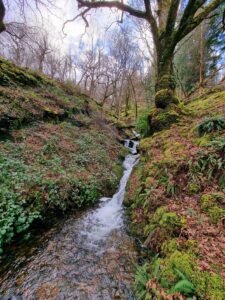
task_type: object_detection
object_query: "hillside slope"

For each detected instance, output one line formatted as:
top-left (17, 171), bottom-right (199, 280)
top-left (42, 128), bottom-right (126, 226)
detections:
top-left (126, 91), bottom-right (225, 299)
top-left (0, 57), bottom-right (125, 254)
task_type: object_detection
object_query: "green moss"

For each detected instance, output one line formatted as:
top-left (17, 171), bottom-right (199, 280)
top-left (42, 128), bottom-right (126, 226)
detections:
top-left (194, 271), bottom-right (225, 300)
top-left (207, 206), bottom-right (225, 224)
top-left (159, 212), bottom-right (181, 228)
top-left (183, 240), bottom-right (199, 254)
top-left (161, 239), bottom-right (179, 256)
top-left (107, 162), bottom-right (124, 192)
top-left (200, 193), bottom-right (225, 210)
top-left (144, 207), bottom-right (184, 250)
top-left (149, 107), bottom-right (180, 134)
top-left (164, 141), bottom-right (186, 161)
top-left (200, 193), bottom-right (225, 224)
top-left (187, 91), bottom-right (225, 118)
top-left (155, 89), bottom-right (179, 109)
top-left (156, 251), bottom-right (225, 299)
top-left (158, 251), bottom-right (196, 286)
top-left (193, 134), bottom-right (211, 146)
top-left (157, 75), bottom-right (177, 90)
top-left (187, 181), bottom-right (201, 195)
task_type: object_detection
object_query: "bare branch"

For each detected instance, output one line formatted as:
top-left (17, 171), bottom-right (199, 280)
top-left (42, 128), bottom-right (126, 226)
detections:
top-left (62, 8), bottom-right (91, 35)
top-left (77, 0), bottom-right (147, 20)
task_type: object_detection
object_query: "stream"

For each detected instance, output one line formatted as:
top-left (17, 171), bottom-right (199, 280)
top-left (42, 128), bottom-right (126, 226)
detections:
top-left (0, 141), bottom-right (139, 300)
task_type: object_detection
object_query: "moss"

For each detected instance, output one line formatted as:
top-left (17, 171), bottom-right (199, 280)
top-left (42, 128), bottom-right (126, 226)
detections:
top-left (187, 181), bottom-right (201, 195)
top-left (155, 89), bottom-right (179, 109)
top-left (187, 91), bottom-right (225, 118)
top-left (164, 141), bottom-right (186, 161)
top-left (193, 134), bottom-right (211, 146)
top-left (144, 207), bottom-right (183, 250)
top-left (159, 212), bottom-right (181, 228)
top-left (194, 271), bottom-right (225, 300)
top-left (151, 206), bottom-right (168, 224)
top-left (200, 193), bottom-right (225, 223)
top-left (156, 251), bottom-right (225, 299)
top-left (158, 251), bottom-right (196, 286)
top-left (200, 192), bottom-right (225, 210)
top-left (149, 107), bottom-right (180, 134)
top-left (207, 206), bottom-right (225, 224)
top-left (157, 75), bottom-right (177, 90)
top-left (161, 239), bottom-right (179, 256)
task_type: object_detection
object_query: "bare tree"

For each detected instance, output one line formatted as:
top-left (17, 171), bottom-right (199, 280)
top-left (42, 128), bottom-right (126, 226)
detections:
top-left (75, 0), bottom-right (224, 109)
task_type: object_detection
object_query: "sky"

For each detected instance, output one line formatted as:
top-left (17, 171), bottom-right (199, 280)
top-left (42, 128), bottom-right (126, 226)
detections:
top-left (4, 0), bottom-right (121, 53)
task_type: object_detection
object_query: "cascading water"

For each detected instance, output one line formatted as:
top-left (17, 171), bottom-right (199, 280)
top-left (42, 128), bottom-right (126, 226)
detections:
top-left (0, 140), bottom-right (139, 300)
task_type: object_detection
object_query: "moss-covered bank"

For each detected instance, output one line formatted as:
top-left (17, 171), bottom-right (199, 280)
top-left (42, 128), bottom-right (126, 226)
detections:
top-left (0, 57), bottom-right (125, 255)
top-left (126, 91), bottom-right (225, 299)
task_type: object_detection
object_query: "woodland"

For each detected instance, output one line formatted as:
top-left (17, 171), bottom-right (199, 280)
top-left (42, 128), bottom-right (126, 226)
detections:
top-left (0, 1), bottom-right (224, 299)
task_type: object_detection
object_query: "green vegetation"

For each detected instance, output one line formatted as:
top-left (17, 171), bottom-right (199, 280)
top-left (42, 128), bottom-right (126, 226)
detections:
top-left (0, 57), bottom-right (124, 254)
top-left (196, 116), bottom-right (225, 137)
top-left (126, 91), bottom-right (225, 299)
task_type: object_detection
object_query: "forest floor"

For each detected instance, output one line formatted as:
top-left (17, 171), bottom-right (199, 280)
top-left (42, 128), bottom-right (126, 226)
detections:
top-left (126, 90), bottom-right (225, 300)
top-left (0, 57), bottom-right (127, 257)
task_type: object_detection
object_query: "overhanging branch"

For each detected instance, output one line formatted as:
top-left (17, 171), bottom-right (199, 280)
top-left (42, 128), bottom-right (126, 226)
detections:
top-left (175, 0), bottom-right (224, 44)
top-left (77, 0), bottom-right (147, 20)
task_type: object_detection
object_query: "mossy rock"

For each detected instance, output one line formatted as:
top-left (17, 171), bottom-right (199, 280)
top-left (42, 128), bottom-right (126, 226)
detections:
top-left (155, 88), bottom-right (179, 109)
top-left (148, 107), bottom-right (180, 134)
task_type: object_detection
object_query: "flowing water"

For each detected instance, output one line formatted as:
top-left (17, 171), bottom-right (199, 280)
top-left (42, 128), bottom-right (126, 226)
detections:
top-left (0, 142), bottom-right (139, 300)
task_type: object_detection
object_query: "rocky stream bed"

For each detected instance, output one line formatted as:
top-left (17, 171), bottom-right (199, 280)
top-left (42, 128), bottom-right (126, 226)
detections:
top-left (0, 142), bottom-right (139, 300)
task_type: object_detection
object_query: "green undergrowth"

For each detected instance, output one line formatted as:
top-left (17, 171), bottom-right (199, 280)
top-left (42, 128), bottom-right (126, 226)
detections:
top-left (127, 91), bottom-right (225, 299)
top-left (0, 57), bottom-right (125, 254)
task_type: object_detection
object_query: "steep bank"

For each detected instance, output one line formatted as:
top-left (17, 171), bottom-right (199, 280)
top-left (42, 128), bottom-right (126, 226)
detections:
top-left (125, 91), bottom-right (225, 299)
top-left (0, 57), bottom-right (125, 255)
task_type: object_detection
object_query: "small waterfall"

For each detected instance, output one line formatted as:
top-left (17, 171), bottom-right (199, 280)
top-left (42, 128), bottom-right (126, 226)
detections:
top-left (124, 139), bottom-right (139, 154)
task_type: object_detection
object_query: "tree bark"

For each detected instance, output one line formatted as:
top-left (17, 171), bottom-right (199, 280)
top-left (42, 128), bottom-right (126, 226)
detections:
top-left (155, 38), bottom-right (177, 108)
top-left (0, 0), bottom-right (5, 33)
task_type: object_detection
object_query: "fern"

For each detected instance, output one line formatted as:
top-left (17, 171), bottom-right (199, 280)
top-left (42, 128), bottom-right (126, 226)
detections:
top-left (168, 268), bottom-right (196, 296)
top-left (169, 279), bottom-right (195, 296)
top-left (196, 116), bottom-right (225, 137)
top-left (134, 263), bottom-right (151, 300)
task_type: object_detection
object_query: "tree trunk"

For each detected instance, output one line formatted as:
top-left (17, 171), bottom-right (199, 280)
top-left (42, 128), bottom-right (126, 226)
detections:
top-left (0, 0), bottom-right (5, 33)
top-left (199, 22), bottom-right (205, 94)
top-left (155, 48), bottom-right (178, 109)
